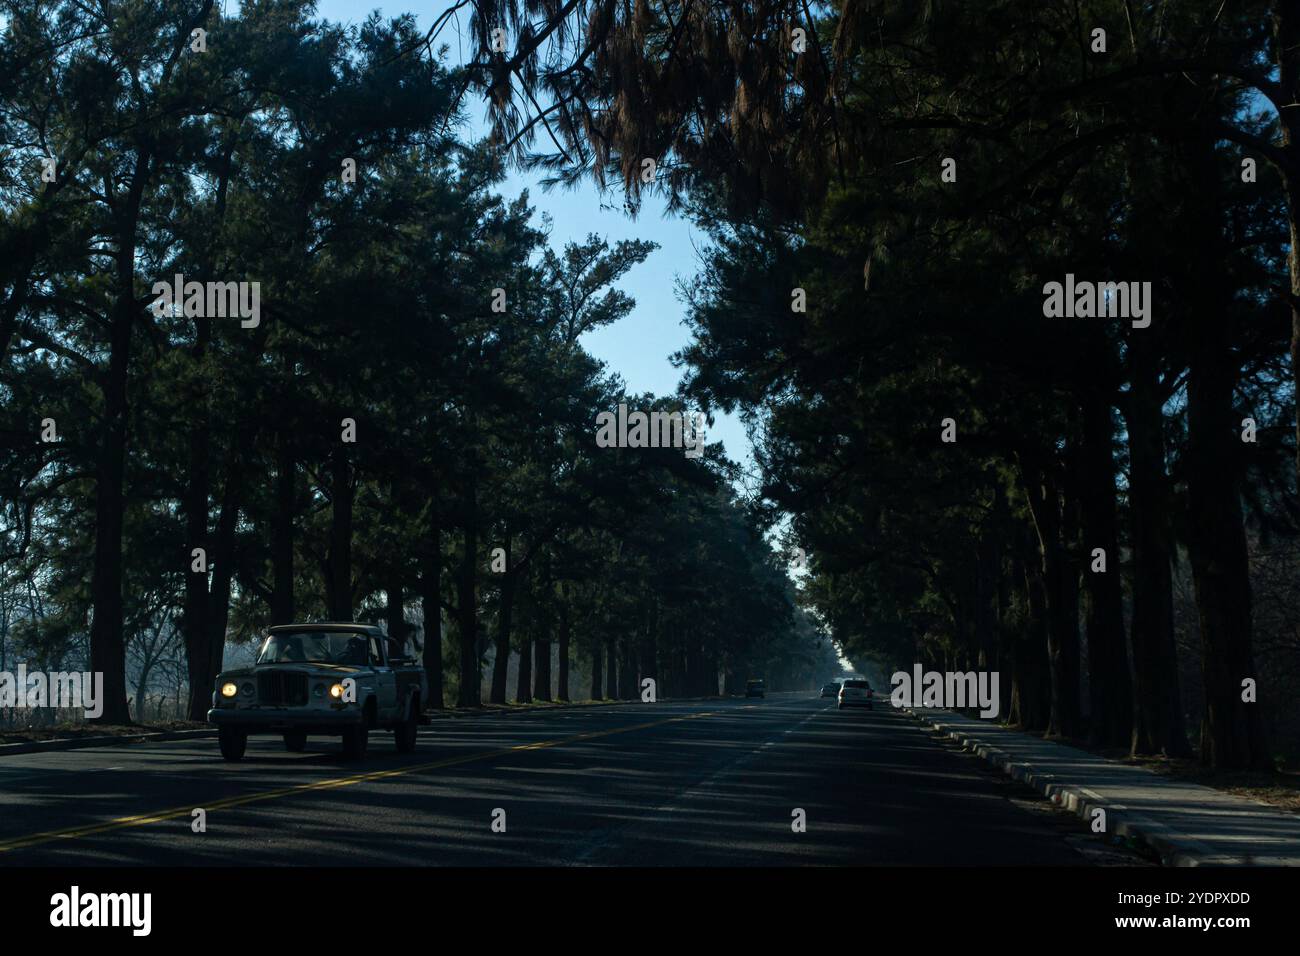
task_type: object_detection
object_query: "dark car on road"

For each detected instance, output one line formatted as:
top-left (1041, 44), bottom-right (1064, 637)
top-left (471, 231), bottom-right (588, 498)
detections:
top-left (745, 679), bottom-right (766, 698)
top-left (820, 682), bottom-right (841, 698)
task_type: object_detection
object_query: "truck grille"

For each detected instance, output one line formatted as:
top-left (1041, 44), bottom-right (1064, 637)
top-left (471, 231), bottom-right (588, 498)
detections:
top-left (257, 672), bottom-right (308, 705)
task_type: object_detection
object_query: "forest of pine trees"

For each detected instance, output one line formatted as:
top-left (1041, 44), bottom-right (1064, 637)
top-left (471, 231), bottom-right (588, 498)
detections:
top-left (0, 1), bottom-right (836, 731)
top-left (3, 1), bottom-right (1298, 773)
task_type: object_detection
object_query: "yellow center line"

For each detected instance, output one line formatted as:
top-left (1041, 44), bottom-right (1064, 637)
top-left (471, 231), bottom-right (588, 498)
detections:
top-left (0, 709), bottom-right (722, 853)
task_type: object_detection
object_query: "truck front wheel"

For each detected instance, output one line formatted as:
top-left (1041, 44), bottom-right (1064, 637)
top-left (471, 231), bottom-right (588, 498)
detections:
top-left (218, 726), bottom-right (247, 762)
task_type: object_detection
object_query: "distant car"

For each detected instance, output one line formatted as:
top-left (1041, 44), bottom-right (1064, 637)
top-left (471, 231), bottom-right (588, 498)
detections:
top-left (838, 678), bottom-right (873, 710)
top-left (820, 682), bottom-right (841, 698)
top-left (745, 679), bottom-right (766, 698)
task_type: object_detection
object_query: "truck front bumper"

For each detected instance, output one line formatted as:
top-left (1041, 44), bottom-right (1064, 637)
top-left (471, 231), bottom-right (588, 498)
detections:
top-left (207, 707), bottom-right (363, 734)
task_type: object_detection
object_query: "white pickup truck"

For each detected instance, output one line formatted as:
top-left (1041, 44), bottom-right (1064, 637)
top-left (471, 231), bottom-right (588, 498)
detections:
top-left (208, 623), bottom-right (427, 761)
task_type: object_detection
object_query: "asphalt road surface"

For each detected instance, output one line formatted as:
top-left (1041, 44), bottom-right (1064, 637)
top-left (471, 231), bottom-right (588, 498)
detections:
top-left (0, 695), bottom-right (1107, 866)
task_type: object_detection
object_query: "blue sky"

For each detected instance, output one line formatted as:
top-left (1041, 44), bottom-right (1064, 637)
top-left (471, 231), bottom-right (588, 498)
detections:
top-left (316, 0), bottom-right (753, 470)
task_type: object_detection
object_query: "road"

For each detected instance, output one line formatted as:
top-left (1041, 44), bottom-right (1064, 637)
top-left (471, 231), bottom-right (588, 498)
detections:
top-left (0, 695), bottom-right (1107, 866)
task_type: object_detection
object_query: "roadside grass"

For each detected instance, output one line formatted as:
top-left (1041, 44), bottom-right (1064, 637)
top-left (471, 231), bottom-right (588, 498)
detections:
top-left (0, 719), bottom-right (208, 745)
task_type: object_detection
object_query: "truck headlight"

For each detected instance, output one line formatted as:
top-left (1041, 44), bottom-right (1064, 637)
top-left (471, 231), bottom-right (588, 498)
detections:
top-left (221, 682), bottom-right (238, 698)
top-left (329, 683), bottom-right (345, 700)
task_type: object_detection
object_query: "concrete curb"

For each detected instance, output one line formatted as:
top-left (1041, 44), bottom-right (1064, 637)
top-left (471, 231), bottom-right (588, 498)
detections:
top-left (904, 708), bottom-right (1240, 867)
top-left (0, 696), bottom-right (730, 757)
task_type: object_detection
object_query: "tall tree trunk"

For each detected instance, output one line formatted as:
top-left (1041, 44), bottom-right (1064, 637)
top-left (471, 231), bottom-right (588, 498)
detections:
top-left (1180, 131), bottom-right (1271, 770)
top-left (420, 510), bottom-right (443, 709)
top-left (556, 603), bottom-right (570, 702)
top-left (326, 450), bottom-right (354, 621)
top-left (1060, 444), bottom-right (1083, 719)
top-left (1020, 458), bottom-right (1081, 738)
top-left (181, 314), bottom-right (212, 723)
top-left (684, 637), bottom-right (701, 697)
top-left (456, 481), bottom-right (481, 708)
top-left (88, 152), bottom-right (150, 725)
top-left (974, 524), bottom-right (999, 678)
top-left (271, 425), bottom-right (295, 625)
top-left (1010, 534), bottom-right (1051, 733)
top-left (605, 636), bottom-right (617, 699)
top-left (491, 538), bottom-right (512, 705)
top-left (534, 616), bottom-right (552, 701)
top-left (1078, 389), bottom-right (1133, 748)
top-left (618, 637), bottom-right (636, 699)
top-left (723, 664), bottom-right (740, 697)
top-left (590, 642), bottom-right (603, 700)
top-left (1124, 343), bottom-right (1192, 757)
top-left (701, 648), bottom-right (718, 696)
top-left (1186, 353), bottom-right (1269, 768)
top-left (637, 615), bottom-right (657, 700)
top-left (186, 436), bottom-right (247, 721)
top-left (1277, 2), bottom-right (1300, 483)
top-left (516, 626), bottom-right (533, 704)
top-left (203, 458), bottom-right (243, 716)
top-left (994, 526), bottom-right (1014, 719)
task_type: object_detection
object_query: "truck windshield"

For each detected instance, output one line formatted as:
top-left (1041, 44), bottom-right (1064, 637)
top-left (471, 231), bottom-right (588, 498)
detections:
top-left (256, 631), bottom-right (371, 666)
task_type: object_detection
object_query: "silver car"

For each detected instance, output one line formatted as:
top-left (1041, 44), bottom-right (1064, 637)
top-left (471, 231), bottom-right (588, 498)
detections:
top-left (838, 678), bottom-right (873, 710)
